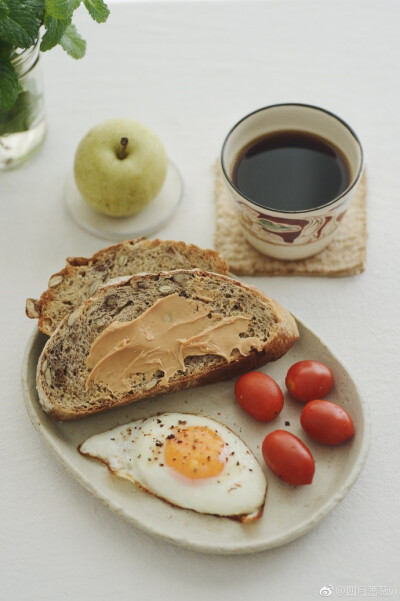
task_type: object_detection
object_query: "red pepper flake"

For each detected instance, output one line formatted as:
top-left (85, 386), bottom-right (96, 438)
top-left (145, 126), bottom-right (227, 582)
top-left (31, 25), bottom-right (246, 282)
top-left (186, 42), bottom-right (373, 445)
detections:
top-left (166, 434), bottom-right (175, 440)
top-left (155, 441), bottom-right (163, 447)
top-left (156, 419), bottom-right (162, 423)
top-left (178, 420), bottom-right (187, 425)
top-left (160, 463), bottom-right (164, 467)
top-left (110, 438), bottom-right (115, 441)
top-left (177, 440), bottom-right (183, 444)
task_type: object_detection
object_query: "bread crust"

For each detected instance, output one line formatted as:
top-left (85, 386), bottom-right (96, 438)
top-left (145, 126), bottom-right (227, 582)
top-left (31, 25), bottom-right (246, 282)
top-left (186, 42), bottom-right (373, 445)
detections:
top-left (26, 238), bottom-right (229, 335)
top-left (36, 271), bottom-right (299, 421)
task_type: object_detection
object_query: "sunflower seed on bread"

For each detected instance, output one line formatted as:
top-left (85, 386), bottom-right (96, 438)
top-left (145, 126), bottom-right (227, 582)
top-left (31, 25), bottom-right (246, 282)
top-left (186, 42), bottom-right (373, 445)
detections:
top-left (36, 270), bottom-right (299, 421)
top-left (26, 238), bottom-right (229, 336)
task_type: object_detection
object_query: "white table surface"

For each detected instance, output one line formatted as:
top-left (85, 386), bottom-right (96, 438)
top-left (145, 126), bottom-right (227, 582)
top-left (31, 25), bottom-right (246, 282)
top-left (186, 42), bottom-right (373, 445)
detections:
top-left (2, 1), bottom-right (399, 599)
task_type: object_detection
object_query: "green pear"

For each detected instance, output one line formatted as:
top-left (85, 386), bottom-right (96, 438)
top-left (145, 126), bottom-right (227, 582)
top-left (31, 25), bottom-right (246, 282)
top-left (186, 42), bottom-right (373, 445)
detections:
top-left (74, 119), bottom-right (168, 217)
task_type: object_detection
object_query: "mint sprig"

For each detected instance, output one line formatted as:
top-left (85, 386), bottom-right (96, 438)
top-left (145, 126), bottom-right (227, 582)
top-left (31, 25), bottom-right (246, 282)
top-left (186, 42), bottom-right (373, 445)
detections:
top-left (83, 0), bottom-right (109, 24)
top-left (0, 50), bottom-right (19, 111)
top-left (0, 0), bottom-right (110, 113)
top-left (60, 22), bottom-right (85, 58)
top-left (45, 0), bottom-right (80, 21)
top-left (0, 0), bottom-right (44, 49)
top-left (40, 14), bottom-right (70, 51)
top-left (0, 89), bottom-right (40, 134)
top-left (0, 2), bottom-right (9, 20)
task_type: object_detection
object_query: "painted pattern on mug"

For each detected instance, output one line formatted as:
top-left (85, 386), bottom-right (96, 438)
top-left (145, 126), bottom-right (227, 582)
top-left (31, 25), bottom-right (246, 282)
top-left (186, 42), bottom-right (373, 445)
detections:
top-left (238, 201), bottom-right (347, 246)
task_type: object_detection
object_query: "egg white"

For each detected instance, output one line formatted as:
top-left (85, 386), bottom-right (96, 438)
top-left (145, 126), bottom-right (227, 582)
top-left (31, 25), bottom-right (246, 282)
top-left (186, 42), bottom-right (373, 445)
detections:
top-left (79, 413), bottom-right (267, 521)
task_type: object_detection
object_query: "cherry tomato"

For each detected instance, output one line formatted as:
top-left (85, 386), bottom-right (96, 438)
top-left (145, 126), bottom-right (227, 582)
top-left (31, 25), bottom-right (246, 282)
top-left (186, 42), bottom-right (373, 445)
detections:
top-left (235, 371), bottom-right (284, 422)
top-left (285, 360), bottom-right (334, 403)
top-left (301, 400), bottom-right (354, 445)
top-left (262, 430), bottom-right (315, 485)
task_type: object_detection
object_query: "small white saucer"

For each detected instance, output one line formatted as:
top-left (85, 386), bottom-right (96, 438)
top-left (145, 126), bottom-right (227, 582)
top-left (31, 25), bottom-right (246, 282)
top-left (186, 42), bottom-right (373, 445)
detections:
top-left (65, 159), bottom-right (183, 241)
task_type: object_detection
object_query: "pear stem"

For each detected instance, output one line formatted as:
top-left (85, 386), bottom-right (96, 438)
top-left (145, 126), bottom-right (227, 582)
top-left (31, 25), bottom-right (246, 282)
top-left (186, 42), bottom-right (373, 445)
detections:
top-left (118, 137), bottom-right (129, 160)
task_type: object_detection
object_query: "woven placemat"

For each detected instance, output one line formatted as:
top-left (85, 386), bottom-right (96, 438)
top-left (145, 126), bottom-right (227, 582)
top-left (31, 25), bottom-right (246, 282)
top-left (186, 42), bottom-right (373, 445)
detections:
top-left (214, 164), bottom-right (367, 277)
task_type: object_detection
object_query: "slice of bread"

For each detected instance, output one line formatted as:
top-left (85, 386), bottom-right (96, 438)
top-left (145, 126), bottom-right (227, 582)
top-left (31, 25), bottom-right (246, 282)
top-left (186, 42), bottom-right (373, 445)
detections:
top-left (36, 270), bottom-right (299, 421)
top-left (26, 238), bottom-right (229, 336)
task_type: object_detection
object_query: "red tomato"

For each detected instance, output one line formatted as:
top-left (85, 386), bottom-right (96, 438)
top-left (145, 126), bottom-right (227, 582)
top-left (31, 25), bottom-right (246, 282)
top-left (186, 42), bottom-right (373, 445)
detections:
top-left (235, 372), bottom-right (284, 422)
top-left (301, 400), bottom-right (354, 445)
top-left (285, 360), bottom-right (334, 403)
top-left (262, 430), bottom-right (315, 485)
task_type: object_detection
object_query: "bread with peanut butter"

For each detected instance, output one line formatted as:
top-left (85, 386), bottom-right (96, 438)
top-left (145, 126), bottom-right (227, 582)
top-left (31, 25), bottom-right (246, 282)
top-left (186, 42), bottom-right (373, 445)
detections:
top-left (36, 270), bottom-right (299, 421)
top-left (26, 238), bottom-right (229, 336)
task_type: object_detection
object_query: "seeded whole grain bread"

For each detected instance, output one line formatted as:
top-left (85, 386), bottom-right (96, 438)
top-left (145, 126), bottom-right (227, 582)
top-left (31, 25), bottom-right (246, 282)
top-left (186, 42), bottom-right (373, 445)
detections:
top-left (37, 270), bottom-right (299, 421)
top-left (26, 238), bottom-right (229, 336)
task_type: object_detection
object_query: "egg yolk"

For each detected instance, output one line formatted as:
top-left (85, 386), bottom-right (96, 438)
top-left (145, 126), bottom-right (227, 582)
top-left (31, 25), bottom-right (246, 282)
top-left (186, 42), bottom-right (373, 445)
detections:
top-left (165, 426), bottom-right (225, 479)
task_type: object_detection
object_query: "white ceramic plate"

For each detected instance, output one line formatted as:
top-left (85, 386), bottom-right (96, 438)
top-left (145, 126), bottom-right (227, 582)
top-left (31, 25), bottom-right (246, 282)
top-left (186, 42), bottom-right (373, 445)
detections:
top-left (22, 321), bottom-right (370, 554)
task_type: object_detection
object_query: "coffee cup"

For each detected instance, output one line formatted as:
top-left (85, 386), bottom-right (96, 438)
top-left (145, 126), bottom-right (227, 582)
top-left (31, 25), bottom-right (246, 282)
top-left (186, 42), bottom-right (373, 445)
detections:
top-left (220, 103), bottom-right (364, 260)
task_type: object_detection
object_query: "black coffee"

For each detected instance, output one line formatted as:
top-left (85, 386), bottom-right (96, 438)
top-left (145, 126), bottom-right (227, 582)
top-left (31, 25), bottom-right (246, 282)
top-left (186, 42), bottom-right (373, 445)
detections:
top-left (232, 130), bottom-right (351, 211)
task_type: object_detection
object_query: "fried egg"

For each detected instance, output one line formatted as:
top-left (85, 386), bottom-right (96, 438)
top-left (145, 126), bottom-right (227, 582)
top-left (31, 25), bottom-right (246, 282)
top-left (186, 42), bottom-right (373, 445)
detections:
top-left (78, 413), bottom-right (267, 522)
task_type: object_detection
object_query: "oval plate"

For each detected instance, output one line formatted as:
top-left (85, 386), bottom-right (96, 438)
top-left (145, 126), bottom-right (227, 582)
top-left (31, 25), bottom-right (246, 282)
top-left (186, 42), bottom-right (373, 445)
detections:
top-left (22, 321), bottom-right (370, 554)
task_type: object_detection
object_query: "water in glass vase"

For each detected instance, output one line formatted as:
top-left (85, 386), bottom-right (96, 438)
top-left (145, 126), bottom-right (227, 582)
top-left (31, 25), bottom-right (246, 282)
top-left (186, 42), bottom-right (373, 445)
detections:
top-left (0, 40), bottom-right (46, 170)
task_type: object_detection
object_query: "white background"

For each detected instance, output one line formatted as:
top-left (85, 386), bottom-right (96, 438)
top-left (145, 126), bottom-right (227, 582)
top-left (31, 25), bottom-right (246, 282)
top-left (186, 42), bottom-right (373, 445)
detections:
top-left (1, 1), bottom-right (399, 600)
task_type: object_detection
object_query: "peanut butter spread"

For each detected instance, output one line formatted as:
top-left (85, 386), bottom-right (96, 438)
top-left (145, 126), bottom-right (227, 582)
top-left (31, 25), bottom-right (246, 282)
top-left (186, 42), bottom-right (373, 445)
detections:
top-left (86, 293), bottom-right (263, 394)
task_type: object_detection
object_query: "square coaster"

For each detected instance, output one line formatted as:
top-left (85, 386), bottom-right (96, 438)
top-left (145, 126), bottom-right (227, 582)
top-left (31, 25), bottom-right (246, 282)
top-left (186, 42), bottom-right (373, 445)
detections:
top-left (214, 164), bottom-right (367, 277)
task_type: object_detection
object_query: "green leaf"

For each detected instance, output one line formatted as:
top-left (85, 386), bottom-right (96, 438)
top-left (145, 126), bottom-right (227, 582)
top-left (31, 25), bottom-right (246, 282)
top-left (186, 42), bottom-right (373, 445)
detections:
top-left (40, 14), bottom-right (70, 51)
top-left (0, 1), bottom-right (43, 48)
top-left (60, 23), bottom-right (86, 58)
top-left (0, 1), bottom-right (9, 21)
top-left (83, 0), bottom-right (109, 23)
top-left (0, 55), bottom-right (19, 111)
top-left (0, 89), bottom-right (40, 134)
top-left (0, 40), bottom-right (11, 58)
top-left (29, 0), bottom-right (46, 19)
top-left (45, 0), bottom-right (81, 20)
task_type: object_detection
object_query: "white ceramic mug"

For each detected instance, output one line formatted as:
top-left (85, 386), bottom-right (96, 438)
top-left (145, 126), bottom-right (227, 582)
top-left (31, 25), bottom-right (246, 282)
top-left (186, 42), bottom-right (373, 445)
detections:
top-left (221, 104), bottom-right (364, 260)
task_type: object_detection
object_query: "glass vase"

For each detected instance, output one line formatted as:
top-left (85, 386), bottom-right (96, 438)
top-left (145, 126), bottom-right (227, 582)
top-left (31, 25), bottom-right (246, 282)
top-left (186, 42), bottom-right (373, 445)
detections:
top-left (0, 39), bottom-right (46, 170)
